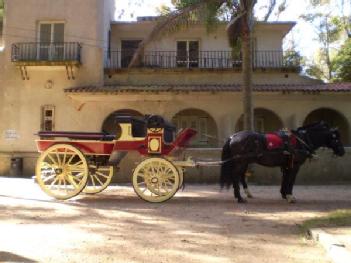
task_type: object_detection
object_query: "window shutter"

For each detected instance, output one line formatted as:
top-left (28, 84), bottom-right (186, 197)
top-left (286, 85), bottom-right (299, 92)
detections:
top-left (40, 24), bottom-right (51, 43)
top-left (41, 105), bottom-right (55, 131)
top-left (53, 23), bottom-right (64, 43)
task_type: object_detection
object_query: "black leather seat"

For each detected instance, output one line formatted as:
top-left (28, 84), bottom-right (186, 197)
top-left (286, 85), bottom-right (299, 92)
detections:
top-left (146, 115), bottom-right (176, 143)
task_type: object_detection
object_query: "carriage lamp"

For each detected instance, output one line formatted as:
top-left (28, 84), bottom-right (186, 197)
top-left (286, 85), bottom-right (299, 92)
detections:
top-left (148, 136), bottom-right (162, 154)
top-left (45, 80), bottom-right (54, 89)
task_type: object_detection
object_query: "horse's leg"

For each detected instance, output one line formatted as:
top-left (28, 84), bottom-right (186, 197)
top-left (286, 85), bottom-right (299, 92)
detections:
top-left (280, 167), bottom-right (289, 200)
top-left (233, 165), bottom-right (247, 203)
top-left (241, 166), bottom-right (253, 198)
top-left (285, 166), bottom-right (300, 203)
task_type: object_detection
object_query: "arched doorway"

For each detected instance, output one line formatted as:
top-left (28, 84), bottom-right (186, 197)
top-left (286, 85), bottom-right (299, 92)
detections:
top-left (102, 109), bottom-right (143, 134)
top-left (172, 109), bottom-right (218, 147)
top-left (236, 108), bottom-right (284, 132)
top-left (304, 108), bottom-right (350, 145)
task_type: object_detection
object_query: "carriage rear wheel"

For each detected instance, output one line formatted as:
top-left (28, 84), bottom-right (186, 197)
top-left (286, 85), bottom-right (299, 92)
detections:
top-left (83, 165), bottom-right (114, 194)
top-left (36, 144), bottom-right (88, 200)
top-left (132, 158), bottom-right (180, 203)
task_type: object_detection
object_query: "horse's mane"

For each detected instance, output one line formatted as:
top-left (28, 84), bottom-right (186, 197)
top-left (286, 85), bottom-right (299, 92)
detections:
top-left (297, 121), bottom-right (330, 132)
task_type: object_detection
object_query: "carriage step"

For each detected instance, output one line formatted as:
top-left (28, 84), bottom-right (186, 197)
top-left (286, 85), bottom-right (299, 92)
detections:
top-left (108, 151), bottom-right (128, 165)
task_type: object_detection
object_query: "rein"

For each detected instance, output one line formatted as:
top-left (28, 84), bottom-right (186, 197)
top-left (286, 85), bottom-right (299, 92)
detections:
top-left (196, 153), bottom-right (259, 167)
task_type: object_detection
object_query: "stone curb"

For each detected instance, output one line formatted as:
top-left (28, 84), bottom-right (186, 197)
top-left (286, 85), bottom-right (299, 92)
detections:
top-left (309, 228), bottom-right (351, 263)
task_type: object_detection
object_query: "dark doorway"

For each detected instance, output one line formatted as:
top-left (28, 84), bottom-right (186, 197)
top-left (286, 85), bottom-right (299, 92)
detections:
top-left (121, 40), bottom-right (142, 68)
top-left (176, 41), bottom-right (199, 68)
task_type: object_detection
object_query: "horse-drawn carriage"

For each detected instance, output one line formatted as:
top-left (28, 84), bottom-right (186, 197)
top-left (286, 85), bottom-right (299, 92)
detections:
top-left (35, 115), bottom-right (197, 203)
top-left (36, 113), bottom-right (345, 204)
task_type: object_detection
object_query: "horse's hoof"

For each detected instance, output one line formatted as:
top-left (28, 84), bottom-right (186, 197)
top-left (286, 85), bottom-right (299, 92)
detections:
top-left (281, 194), bottom-right (287, 200)
top-left (286, 195), bottom-right (297, 203)
top-left (238, 198), bottom-right (247, 203)
top-left (245, 189), bottom-right (254, 198)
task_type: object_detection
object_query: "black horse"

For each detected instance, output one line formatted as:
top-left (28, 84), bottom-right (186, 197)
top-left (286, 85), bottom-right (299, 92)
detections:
top-left (220, 122), bottom-right (345, 203)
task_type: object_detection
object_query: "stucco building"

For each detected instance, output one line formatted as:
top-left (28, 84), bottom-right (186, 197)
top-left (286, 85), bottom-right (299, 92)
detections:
top-left (0, 0), bottom-right (350, 183)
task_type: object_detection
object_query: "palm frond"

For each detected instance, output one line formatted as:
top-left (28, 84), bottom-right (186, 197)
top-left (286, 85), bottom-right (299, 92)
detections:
top-left (226, 13), bottom-right (245, 47)
top-left (226, 0), bottom-right (256, 47)
top-left (128, 0), bottom-right (228, 68)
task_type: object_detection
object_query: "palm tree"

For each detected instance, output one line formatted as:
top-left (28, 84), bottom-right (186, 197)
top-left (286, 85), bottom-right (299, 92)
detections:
top-left (0, 0), bottom-right (4, 21)
top-left (0, 0), bottom-right (4, 47)
top-left (129, 0), bottom-right (257, 131)
top-left (0, 0), bottom-right (4, 38)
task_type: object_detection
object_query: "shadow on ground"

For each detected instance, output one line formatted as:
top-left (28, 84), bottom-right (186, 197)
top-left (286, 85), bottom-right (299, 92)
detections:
top-left (0, 251), bottom-right (36, 262)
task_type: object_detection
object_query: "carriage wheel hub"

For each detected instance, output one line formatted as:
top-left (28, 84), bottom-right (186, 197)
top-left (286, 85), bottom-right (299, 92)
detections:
top-left (151, 177), bottom-right (158, 184)
top-left (55, 168), bottom-right (63, 175)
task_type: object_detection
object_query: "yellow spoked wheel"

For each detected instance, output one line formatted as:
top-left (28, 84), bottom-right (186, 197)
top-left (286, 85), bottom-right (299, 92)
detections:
top-left (83, 165), bottom-right (114, 194)
top-left (36, 144), bottom-right (88, 200)
top-left (132, 158), bottom-right (180, 203)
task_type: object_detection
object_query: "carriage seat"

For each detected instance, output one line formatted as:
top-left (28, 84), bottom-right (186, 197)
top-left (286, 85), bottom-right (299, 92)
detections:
top-left (114, 115), bottom-right (176, 142)
top-left (265, 131), bottom-right (297, 151)
top-left (37, 131), bottom-right (115, 141)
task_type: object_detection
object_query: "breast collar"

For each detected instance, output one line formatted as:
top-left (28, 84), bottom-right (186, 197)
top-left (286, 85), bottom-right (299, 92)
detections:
top-left (292, 129), bottom-right (316, 156)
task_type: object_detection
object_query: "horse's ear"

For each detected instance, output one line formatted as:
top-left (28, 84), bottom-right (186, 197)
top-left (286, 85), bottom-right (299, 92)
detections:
top-left (320, 121), bottom-right (330, 129)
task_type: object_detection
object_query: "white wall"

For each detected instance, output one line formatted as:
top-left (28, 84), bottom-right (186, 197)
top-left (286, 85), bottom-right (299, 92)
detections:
top-left (0, 0), bottom-right (114, 153)
top-left (110, 21), bottom-right (294, 52)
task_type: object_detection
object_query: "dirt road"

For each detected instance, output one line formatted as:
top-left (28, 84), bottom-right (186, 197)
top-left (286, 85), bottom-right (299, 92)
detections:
top-left (1, 178), bottom-right (350, 263)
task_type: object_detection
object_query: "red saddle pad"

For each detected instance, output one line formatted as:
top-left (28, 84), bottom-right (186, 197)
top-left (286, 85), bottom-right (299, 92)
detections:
top-left (265, 133), bottom-right (297, 150)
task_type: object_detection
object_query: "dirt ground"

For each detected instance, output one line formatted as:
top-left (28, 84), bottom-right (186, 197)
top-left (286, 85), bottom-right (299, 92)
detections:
top-left (1, 178), bottom-right (350, 263)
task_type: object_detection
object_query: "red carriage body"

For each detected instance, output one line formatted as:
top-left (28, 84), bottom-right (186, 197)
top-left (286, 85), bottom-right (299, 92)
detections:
top-left (35, 115), bottom-right (197, 202)
top-left (36, 117), bottom-right (197, 156)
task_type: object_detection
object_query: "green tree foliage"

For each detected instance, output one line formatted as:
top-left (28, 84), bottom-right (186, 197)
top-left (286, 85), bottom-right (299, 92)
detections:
top-left (333, 39), bottom-right (351, 81)
top-left (309, 0), bottom-right (350, 37)
top-left (302, 13), bottom-right (343, 81)
top-left (301, 0), bottom-right (350, 82)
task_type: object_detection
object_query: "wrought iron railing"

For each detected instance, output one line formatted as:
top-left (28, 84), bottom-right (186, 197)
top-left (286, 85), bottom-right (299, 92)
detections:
top-left (105, 50), bottom-right (301, 70)
top-left (11, 42), bottom-right (81, 63)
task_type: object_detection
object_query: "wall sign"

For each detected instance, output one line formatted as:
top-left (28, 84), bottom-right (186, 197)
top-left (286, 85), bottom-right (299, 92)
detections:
top-left (4, 130), bottom-right (20, 140)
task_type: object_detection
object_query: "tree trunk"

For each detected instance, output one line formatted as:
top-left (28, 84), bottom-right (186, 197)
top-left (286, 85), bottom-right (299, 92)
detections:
top-left (241, 24), bottom-right (254, 131)
top-left (241, 1), bottom-right (254, 131)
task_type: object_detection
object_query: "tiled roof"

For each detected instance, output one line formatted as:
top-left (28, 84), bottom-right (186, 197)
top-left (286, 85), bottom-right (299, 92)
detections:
top-left (64, 83), bottom-right (351, 94)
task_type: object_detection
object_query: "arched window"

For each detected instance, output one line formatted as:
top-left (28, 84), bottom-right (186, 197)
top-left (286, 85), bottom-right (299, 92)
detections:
top-left (236, 108), bottom-right (284, 132)
top-left (172, 109), bottom-right (218, 147)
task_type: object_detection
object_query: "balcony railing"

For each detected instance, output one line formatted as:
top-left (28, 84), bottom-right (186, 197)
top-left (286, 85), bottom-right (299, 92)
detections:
top-left (105, 50), bottom-right (301, 71)
top-left (11, 42), bottom-right (82, 65)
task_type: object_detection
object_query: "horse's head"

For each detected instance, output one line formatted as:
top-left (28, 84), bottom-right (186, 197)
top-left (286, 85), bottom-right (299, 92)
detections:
top-left (325, 127), bottom-right (345, 156)
top-left (299, 121), bottom-right (345, 156)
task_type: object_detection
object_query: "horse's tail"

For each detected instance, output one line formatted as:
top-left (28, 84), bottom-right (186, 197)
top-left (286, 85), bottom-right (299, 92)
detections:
top-left (220, 138), bottom-right (233, 189)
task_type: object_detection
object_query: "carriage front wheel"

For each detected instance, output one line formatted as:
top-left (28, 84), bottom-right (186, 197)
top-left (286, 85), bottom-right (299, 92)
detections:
top-left (132, 158), bottom-right (180, 203)
top-left (36, 144), bottom-right (89, 200)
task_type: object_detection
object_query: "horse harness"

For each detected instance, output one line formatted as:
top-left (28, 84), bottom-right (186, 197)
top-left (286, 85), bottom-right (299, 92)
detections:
top-left (283, 129), bottom-right (317, 168)
top-left (216, 129), bottom-right (316, 167)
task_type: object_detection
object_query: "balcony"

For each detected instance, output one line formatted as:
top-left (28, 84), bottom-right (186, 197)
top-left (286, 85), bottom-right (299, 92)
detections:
top-left (11, 42), bottom-right (81, 66)
top-left (104, 50), bottom-right (301, 72)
